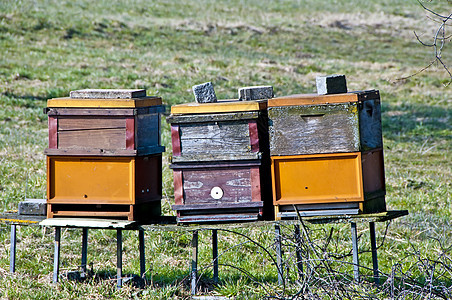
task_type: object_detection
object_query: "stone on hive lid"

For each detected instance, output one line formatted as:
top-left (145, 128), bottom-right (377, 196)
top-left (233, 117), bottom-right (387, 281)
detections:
top-left (238, 85), bottom-right (274, 101)
top-left (70, 89), bottom-right (146, 99)
top-left (18, 199), bottom-right (47, 216)
top-left (316, 75), bottom-right (347, 95)
top-left (192, 82), bottom-right (217, 103)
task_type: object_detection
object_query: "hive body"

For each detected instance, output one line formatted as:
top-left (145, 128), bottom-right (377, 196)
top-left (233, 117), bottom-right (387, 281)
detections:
top-left (45, 91), bottom-right (164, 221)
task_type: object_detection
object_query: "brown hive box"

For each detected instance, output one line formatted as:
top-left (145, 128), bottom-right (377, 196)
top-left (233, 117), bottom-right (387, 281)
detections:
top-left (168, 100), bottom-right (273, 223)
top-left (45, 89), bottom-right (164, 221)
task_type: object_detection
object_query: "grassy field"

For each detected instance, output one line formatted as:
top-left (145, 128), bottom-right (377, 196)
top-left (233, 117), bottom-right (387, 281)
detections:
top-left (0, 0), bottom-right (451, 298)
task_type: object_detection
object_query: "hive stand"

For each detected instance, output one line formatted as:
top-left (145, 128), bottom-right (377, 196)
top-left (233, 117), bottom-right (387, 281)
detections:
top-left (40, 218), bottom-right (144, 288)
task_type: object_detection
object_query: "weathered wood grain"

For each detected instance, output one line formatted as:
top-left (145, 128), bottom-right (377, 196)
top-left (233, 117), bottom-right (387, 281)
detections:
top-left (179, 121), bottom-right (251, 154)
top-left (182, 167), bottom-right (253, 205)
top-left (57, 128), bottom-right (126, 150)
top-left (58, 117), bottom-right (125, 131)
top-left (359, 99), bottom-right (383, 150)
top-left (269, 103), bottom-right (360, 155)
top-left (167, 111), bottom-right (259, 124)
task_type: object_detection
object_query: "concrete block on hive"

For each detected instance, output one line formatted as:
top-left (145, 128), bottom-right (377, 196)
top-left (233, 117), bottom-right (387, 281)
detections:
top-left (70, 89), bottom-right (146, 99)
top-left (192, 82), bottom-right (217, 103)
top-left (238, 85), bottom-right (274, 101)
top-left (316, 75), bottom-right (347, 95)
top-left (18, 199), bottom-right (47, 215)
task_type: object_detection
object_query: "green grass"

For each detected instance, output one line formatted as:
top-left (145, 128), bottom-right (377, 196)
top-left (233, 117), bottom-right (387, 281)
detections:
top-left (0, 0), bottom-right (451, 298)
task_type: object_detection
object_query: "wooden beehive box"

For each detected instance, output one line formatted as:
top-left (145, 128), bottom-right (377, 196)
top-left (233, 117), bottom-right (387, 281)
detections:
top-left (45, 89), bottom-right (164, 221)
top-left (47, 155), bottom-right (162, 220)
top-left (268, 90), bottom-right (386, 219)
top-left (268, 90), bottom-right (382, 156)
top-left (45, 91), bottom-right (164, 156)
top-left (168, 100), bottom-right (273, 223)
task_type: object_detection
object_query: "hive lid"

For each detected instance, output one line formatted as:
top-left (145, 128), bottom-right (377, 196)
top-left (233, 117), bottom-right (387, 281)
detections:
top-left (47, 96), bottom-right (162, 108)
top-left (170, 99), bottom-right (267, 114)
top-left (268, 90), bottom-right (379, 107)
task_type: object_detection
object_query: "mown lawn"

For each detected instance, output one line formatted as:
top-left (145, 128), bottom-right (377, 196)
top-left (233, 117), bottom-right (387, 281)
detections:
top-left (0, 0), bottom-right (451, 298)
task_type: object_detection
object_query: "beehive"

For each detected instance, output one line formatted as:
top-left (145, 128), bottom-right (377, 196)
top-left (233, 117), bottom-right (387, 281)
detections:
top-left (45, 89), bottom-right (164, 221)
top-left (268, 90), bottom-right (386, 218)
top-left (168, 100), bottom-right (273, 223)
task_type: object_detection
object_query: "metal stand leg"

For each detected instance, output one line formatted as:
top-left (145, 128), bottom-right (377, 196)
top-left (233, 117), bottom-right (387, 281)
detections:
top-left (191, 231), bottom-right (199, 295)
top-left (117, 229), bottom-right (122, 288)
top-left (139, 229), bottom-right (146, 278)
top-left (10, 224), bottom-right (17, 273)
top-left (53, 227), bottom-right (61, 283)
top-left (294, 225), bottom-right (303, 280)
top-left (275, 224), bottom-right (283, 285)
top-left (81, 228), bottom-right (88, 278)
top-left (369, 222), bottom-right (380, 285)
top-left (212, 229), bottom-right (219, 284)
top-left (351, 222), bottom-right (359, 282)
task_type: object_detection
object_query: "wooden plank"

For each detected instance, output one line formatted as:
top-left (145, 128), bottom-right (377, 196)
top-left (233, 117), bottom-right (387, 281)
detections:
top-left (47, 97), bottom-right (162, 108)
top-left (47, 108), bottom-right (136, 116)
top-left (172, 202), bottom-right (263, 210)
top-left (171, 100), bottom-right (266, 114)
top-left (268, 102), bottom-right (360, 155)
top-left (182, 167), bottom-right (253, 205)
top-left (167, 111), bottom-right (259, 124)
top-left (179, 121), bottom-right (251, 155)
top-left (58, 117), bottom-right (125, 131)
top-left (250, 167), bottom-right (261, 202)
top-left (171, 153), bottom-right (261, 162)
top-left (249, 120), bottom-right (259, 152)
top-left (45, 148), bottom-right (137, 156)
top-left (171, 125), bottom-right (181, 156)
top-left (177, 213), bottom-right (259, 223)
top-left (40, 217), bottom-right (137, 229)
top-left (125, 117), bottom-right (135, 150)
top-left (268, 93), bottom-right (357, 107)
top-left (171, 160), bottom-right (261, 169)
top-left (48, 116), bottom-right (58, 149)
top-left (173, 170), bottom-right (184, 205)
top-left (57, 128), bottom-right (126, 150)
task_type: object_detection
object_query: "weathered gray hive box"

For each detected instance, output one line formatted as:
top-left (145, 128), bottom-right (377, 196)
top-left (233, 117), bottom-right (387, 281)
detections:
top-left (168, 100), bottom-right (273, 223)
top-left (268, 90), bottom-right (382, 156)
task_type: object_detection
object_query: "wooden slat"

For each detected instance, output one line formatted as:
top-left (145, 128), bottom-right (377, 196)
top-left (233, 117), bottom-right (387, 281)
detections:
top-left (171, 125), bottom-right (181, 156)
top-left (171, 100), bottom-right (266, 114)
top-left (249, 120), bottom-right (259, 152)
top-left (125, 117), bottom-right (135, 150)
top-left (57, 128), bottom-right (126, 150)
top-left (47, 97), bottom-right (162, 108)
top-left (167, 111), bottom-right (259, 124)
top-left (172, 202), bottom-right (263, 211)
top-left (45, 148), bottom-right (137, 156)
top-left (48, 117), bottom-right (58, 149)
top-left (47, 108), bottom-right (136, 116)
top-left (173, 170), bottom-right (184, 205)
top-left (182, 167), bottom-right (253, 205)
top-left (268, 93), bottom-right (358, 107)
top-left (58, 117), bottom-right (125, 131)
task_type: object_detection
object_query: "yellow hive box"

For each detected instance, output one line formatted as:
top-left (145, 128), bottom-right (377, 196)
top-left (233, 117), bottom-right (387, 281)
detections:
top-left (46, 155), bottom-right (162, 220)
top-left (47, 96), bottom-right (162, 108)
top-left (272, 150), bottom-right (386, 218)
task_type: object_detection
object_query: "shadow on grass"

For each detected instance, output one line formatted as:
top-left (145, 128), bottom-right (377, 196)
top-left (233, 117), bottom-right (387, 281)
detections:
top-left (382, 102), bottom-right (451, 144)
